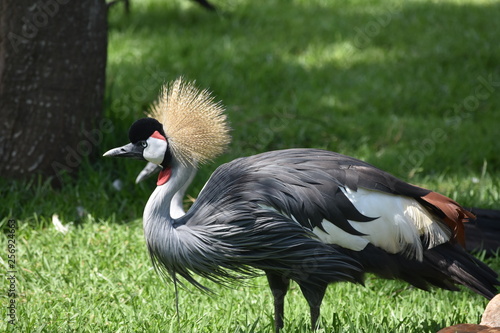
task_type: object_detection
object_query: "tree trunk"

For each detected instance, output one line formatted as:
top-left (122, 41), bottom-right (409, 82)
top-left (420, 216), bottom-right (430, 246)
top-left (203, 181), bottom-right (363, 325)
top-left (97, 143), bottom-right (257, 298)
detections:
top-left (0, 0), bottom-right (108, 183)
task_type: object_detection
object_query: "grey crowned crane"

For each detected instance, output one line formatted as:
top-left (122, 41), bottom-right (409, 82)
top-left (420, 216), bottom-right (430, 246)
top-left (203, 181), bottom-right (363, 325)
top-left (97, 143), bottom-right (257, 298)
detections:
top-left (104, 78), bottom-right (499, 332)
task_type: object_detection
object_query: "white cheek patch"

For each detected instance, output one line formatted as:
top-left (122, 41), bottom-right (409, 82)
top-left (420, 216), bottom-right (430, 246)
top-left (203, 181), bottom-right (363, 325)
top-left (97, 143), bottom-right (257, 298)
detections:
top-left (144, 134), bottom-right (167, 165)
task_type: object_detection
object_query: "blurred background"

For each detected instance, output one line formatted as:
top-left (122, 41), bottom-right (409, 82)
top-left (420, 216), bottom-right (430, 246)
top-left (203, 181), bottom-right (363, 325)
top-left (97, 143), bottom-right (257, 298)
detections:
top-left (2, 0), bottom-right (500, 223)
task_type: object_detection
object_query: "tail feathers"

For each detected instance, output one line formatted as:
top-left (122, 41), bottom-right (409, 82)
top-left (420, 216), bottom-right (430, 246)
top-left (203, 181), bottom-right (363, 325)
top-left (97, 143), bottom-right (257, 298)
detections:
top-left (424, 243), bottom-right (499, 299)
top-left (336, 243), bottom-right (499, 299)
top-left (336, 244), bottom-right (459, 292)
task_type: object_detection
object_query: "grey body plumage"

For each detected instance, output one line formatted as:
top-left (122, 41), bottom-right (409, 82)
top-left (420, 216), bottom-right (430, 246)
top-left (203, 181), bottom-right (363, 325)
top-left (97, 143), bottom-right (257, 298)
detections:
top-left (144, 150), bottom-right (364, 289)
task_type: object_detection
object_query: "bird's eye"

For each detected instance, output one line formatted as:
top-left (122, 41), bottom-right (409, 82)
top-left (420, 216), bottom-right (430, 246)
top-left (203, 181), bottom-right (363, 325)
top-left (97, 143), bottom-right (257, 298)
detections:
top-left (140, 141), bottom-right (148, 148)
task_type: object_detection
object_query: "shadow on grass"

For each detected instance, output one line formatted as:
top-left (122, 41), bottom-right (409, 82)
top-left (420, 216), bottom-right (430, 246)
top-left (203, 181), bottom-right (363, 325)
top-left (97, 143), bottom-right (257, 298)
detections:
top-left (106, 0), bottom-right (500, 173)
top-left (4, 0), bottom-right (500, 223)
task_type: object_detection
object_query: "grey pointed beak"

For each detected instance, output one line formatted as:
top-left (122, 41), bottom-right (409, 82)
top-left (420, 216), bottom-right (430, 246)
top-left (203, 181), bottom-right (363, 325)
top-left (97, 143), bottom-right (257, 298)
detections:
top-left (136, 162), bottom-right (162, 183)
top-left (103, 143), bottom-right (145, 160)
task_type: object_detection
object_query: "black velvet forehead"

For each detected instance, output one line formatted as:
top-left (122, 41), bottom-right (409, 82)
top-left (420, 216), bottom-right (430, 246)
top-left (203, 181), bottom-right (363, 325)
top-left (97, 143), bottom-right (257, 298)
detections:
top-left (128, 118), bottom-right (166, 143)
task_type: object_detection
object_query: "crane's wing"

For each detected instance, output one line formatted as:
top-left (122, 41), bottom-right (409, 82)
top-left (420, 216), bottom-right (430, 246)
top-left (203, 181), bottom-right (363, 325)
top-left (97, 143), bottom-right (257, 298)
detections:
top-left (175, 148), bottom-right (497, 298)
top-left (187, 148), bottom-right (473, 261)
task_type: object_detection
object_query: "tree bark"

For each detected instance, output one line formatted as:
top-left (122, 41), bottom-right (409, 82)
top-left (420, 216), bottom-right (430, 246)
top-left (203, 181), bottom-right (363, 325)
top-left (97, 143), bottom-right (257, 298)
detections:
top-left (0, 0), bottom-right (107, 182)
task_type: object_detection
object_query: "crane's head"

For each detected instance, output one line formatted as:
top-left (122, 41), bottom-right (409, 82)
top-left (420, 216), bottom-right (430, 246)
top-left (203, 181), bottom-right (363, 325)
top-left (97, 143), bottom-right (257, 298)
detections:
top-left (103, 77), bottom-right (231, 185)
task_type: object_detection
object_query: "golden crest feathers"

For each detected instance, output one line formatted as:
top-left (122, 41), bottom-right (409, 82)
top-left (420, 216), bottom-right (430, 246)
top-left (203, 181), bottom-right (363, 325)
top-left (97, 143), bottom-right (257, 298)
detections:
top-left (148, 77), bottom-right (231, 167)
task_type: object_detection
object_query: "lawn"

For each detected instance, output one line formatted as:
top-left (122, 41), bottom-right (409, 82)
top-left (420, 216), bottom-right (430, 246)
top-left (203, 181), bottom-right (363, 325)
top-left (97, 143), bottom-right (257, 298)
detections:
top-left (2, 0), bottom-right (500, 332)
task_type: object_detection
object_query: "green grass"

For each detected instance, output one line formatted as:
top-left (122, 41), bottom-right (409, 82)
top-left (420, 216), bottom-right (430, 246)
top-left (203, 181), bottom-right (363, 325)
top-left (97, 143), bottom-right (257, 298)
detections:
top-left (3, 217), bottom-right (498, 332)
top-left (2, 0), bottom-right (500, 331)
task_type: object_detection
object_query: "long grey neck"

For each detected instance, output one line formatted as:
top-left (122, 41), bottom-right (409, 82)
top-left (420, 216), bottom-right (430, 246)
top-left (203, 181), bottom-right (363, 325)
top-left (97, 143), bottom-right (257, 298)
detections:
top-left (143, 161), bottom-right (197, 232)
top-left (170, 168), bottom-right (196, 219)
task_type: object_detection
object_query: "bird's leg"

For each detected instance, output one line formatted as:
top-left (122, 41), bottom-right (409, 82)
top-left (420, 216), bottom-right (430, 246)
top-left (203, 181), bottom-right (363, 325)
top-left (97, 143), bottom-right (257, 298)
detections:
top-left (265, 271), bottom-right (290, 333)
top-left (298, 282), bottom-right (327, 331)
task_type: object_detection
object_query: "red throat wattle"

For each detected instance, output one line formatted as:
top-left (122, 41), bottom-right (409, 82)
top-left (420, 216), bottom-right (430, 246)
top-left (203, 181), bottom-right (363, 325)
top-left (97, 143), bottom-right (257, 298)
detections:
top-left (157, 168), bottom-right (172, 186)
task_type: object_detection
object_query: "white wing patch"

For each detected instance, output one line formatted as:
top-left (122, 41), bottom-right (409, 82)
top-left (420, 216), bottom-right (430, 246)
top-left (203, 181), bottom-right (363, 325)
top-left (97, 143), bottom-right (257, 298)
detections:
top-left (312, 187), bottom-right (451, 261)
